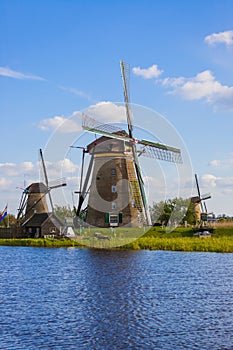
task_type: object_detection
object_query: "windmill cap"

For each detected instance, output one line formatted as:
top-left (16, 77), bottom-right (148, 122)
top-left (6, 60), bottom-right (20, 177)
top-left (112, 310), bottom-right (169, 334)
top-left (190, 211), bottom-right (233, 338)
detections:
top-left (87, 130), bottom-right (129, 152)
top-left (26, 182), bottom-right (48, 193)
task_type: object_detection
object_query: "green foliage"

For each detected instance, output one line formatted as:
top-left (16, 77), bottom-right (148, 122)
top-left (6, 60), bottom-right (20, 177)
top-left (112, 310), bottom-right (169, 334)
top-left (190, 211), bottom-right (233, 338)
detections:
top-left (150, 197), bottom-right (196, 226)
top-left (121, 226), bottom-right (233, 252)
top-left (54, 205), bottom-right (74, 223)
top-left (0, 238), bottom-right (82, 248)
top-left (122, 236), bottom-right (233, 253)
top-left (1, 226), bottom-right (233, 252)
top-left (0, 214), bottom-right (17, 228)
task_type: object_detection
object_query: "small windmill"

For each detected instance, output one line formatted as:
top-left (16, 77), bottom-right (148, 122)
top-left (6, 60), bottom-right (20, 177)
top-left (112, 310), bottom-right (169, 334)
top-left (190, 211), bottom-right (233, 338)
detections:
top-left (74, 61), bottom-right (182, 228)
top-left (191, 173), bottom-right (211, 223)
top-left (17, 149), bottom-right (66, 222)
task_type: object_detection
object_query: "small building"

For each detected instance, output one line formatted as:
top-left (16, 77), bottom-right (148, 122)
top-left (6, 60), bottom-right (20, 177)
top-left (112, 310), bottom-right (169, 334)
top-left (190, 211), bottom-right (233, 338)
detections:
top-left (21, 213), bottom-right (64, 238)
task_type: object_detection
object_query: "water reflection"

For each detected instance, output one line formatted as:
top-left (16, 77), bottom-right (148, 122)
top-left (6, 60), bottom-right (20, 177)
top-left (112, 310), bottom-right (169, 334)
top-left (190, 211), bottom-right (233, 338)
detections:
top-left (0, 247), bottom-right (233, 349)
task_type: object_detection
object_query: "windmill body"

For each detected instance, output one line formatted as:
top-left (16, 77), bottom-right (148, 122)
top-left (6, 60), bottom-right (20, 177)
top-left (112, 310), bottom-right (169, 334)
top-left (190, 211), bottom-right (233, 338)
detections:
top-left (75, 61), bottom-right (182, 228)
top-left (85, 132), bottom-right (145, 227)
top-left (17, 149), bottom-right (66, 231)
top-left (191, 174), bottom-right (211, 224)
top-left (24, 182), bottom-right (49, 221)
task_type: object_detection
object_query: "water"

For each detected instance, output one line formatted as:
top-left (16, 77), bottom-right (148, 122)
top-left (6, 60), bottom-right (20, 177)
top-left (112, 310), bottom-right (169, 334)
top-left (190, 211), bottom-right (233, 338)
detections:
top-left (0, 247), bottom-right (233, 350)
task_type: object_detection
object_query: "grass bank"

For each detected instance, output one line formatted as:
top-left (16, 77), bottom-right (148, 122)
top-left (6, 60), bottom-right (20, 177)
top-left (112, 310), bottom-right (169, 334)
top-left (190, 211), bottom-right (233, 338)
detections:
top-left (0, 238), bottom-right (82, 248)
top-left (1, 226), bottom-right (233, 252)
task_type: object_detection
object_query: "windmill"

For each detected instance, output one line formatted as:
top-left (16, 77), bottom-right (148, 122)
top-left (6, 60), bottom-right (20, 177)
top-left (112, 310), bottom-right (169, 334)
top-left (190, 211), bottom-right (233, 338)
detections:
top-left (74, 61), bottom-right (182, 228)
top-left (17, 149), bottom-right (66, 222)
top-left (191, 173), bottom-right (211, 224)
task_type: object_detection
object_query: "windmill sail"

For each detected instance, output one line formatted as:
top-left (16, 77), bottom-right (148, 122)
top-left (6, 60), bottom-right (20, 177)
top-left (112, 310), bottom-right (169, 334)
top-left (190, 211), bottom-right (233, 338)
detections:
top-left (82, 114), bottom-right (182, 163)
top-left (77, 60), bottom-right (182, 228)
top-left (120, 61), bottom-right (151, 225)
top-left (40, 148), bottom-right (54, 212)
top-left (120, 60), bottom-right (133, 137)
top-left (138, 139), bottom-right (182, 163)
top-left (40, 149), bottom-right (67, 213)
top-left (76, 153), bottom-right (94, 217)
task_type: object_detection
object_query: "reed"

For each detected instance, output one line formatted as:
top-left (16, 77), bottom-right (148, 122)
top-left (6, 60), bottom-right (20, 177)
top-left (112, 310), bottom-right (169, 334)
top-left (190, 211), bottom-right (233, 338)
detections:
top-left (1, 226), bottom-right (233, 252)
top-left (122, 236), bottom-right (233, 253)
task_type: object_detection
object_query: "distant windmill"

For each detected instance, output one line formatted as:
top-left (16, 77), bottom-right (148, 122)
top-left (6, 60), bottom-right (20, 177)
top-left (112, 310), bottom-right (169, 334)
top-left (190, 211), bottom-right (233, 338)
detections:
top-left (191, 173), bottom-right (211, 223)
top-left (17, 149), bottom-right (66, 222)
top-left (74, 61), bottom-right (182, 228)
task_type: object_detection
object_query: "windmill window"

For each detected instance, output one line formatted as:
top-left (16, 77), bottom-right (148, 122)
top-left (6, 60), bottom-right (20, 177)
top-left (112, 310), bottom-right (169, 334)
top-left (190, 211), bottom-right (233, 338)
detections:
top-left (109, 214), bottom-right (118, 224)
top-left (112, 202), bottom-right (116, 209)
top-left (111, 185), bottom-right (117, 193)
top-left (111, 169), bottom-right (116, 175)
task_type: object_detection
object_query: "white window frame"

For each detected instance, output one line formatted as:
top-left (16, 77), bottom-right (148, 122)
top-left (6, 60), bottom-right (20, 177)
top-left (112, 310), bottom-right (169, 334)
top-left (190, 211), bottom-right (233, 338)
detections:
top-left (109, 214), bottom-right (119, 227)
top-left (111, 185), bottom-right (117, 193)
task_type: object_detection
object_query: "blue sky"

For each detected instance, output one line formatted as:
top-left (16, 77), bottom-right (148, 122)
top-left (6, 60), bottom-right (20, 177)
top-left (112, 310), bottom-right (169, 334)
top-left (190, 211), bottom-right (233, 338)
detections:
top-left (1, 0), bottom-right (233, 217)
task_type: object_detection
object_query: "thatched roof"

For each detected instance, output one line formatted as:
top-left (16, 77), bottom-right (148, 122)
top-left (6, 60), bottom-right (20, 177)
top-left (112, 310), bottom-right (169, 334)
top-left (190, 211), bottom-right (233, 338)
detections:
top-left (22, 212), bottom-right (63, 227)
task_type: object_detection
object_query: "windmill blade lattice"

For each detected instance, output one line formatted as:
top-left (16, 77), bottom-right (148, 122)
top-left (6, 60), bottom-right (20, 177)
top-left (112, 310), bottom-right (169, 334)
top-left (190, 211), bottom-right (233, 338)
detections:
top-left (82, 114), bottom-right (123, 135)
top-left (83, 113), bottom-right (182, 163)
top-left (120, 60), bottom-right (133, 137)
top-left (138, 140), bottom-right (182, 163)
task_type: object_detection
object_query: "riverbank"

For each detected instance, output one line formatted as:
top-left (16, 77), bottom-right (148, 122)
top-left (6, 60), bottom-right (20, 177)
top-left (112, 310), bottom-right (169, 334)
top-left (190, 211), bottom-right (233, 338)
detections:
top-left (1, 226), bottom-right (233, 252)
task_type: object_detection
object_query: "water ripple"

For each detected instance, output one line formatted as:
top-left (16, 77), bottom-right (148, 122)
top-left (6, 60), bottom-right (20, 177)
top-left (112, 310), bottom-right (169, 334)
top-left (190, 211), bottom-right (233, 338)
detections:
top-left (0, 247), bottom-right (233, 349)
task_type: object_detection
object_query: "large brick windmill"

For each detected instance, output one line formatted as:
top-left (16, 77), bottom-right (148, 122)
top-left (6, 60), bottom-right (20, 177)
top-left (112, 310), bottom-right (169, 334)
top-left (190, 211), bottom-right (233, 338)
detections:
top-left (75, 61), bottom-right (182, 228)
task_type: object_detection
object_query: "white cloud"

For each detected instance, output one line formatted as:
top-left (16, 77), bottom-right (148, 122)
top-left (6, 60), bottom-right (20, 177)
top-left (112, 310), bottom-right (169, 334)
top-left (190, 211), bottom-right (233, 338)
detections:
top-left (202, 173), bottom-right (233, 189)
top-left (86, 101), bottom-right (127, 123)
top-left (38, 103), bottom-right (127, 134)
top-left (204, 30), bottom-right (233, 47)
top-left (161, 70), bottom-right (233, 110)
top-left (0, 161), bottom-right (37, 177)
top-left (39, 159), bottom-right (79, 184)
top-left (202, 174), bottom-right (219, 188)
top-left (132, 64), bottom-right (163, 79)
top-left (0, 66), bottom-right (45, 80)
top-left (165, 70), bottom-right (220, 99)
top-left (209, 160), bottom-right (220, 167)
top-left (38, 113), bottom-right (81, 133)
top-left (0, 178), bottom-right (13, 191)
top-left (60, 158), bottom-right (79, 174)
top-left (0, 158), bottom-right (79, 183)
top-left (133, 61), bottom-right (233, 110)
top-left (59, 86), bottom-right (91, 100)
top-left (209, 157), bottom-right (233, 168)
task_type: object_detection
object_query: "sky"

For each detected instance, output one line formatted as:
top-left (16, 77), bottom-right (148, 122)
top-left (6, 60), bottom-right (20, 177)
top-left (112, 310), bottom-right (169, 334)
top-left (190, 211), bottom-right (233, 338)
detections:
top-left (0, 0), bottom-right (233, 218)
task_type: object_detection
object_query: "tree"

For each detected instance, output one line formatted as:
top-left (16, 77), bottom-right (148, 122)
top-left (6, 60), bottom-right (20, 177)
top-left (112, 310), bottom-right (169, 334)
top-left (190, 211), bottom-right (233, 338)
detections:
top-left (150, 197), bottom-right (196, 226)
top-left (0, 214), bottom-right (17, 228)
top-left (54, 205), bottom-right (75, 223)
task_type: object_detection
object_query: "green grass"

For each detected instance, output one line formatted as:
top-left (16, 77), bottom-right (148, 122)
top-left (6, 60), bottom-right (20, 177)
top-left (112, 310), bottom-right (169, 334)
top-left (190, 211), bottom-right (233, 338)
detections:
top-left (1, 226), bottom-right (233, 252)
top-left (0, 238), bottom-right (82, 248)
top-left (122, 236), bottom-right (233, 253)
top-left (120, 226), bottom-right (233, 252)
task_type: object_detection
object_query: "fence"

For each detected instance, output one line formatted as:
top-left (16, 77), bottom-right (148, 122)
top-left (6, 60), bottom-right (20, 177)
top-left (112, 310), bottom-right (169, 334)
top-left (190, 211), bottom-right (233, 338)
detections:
top-left (0, 227), bottom-right (24, 239)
